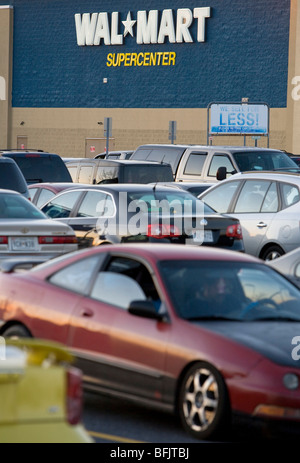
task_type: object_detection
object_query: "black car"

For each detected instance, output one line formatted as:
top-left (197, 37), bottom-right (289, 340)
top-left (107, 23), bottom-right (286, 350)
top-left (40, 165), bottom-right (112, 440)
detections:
top-left (40, 184), bottom-right (245, 252)
top-left (0, 157), bottom-right (30, 199)
top-left (1, 150), bottom-right (73, 184)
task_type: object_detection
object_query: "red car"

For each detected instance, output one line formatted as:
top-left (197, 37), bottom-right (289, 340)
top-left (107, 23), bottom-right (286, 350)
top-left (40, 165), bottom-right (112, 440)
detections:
top-left (0, 244), bottom-right (300, 440)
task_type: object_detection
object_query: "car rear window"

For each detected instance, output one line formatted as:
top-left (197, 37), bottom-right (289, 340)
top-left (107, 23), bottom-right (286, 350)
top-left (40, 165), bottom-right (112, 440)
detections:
top-left (6, 154), bottom-right (73, 184)
top-left (0, 162), bottom-right (29, 194)
top-left (121, 164), bottom-right (174, 183)
top-left (131, 147), bottom-right (185, 173)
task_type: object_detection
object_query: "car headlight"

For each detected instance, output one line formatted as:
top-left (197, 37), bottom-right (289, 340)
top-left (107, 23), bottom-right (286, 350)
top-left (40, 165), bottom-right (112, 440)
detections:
top-left (283, 373), bottom-right (299, 390)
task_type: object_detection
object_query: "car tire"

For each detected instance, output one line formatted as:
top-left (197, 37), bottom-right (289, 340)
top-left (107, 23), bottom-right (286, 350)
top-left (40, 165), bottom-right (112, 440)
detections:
top-left (260, 245), bottom-right (284, 261)
top-left (178, 362), bottom-right (231, 441)
top-left (2, 325), bottom-right (31, 339)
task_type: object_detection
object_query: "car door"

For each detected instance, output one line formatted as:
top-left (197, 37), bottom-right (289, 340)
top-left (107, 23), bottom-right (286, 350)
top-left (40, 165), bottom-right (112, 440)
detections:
top-left (227, 179), bottom-right (279, 257)
top-left (69, 253), bottom-right (169, 401)
top-left (32, 253), bottom-right (103, 345)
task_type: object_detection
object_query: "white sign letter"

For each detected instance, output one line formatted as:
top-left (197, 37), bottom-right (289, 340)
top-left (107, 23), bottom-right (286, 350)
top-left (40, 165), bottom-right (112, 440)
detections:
top-left (75, 13), bottom-right (98, 46)
top-left (176, 9), bottom-right (193, 43)
top-left (158, 9), bottom-right (176, 44)
top-left (111, 12), bottom-right (123, 45)
top-left (0, 76), bottom-right (6, 101)
top-left (193, 7), bottom-right (211, 42)
top-left (137, 10), bottom-right (158, 44)
top-left (292, 76), bottom-right (300, 101)
top-left (94, 13), bottom-right (111, 46)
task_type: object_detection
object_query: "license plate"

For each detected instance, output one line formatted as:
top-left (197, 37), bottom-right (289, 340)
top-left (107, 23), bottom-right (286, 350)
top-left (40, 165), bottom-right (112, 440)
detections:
top-left (11, 237), bottom-right (38, 251)
top-left (193, 230), bottom-right (213, 243)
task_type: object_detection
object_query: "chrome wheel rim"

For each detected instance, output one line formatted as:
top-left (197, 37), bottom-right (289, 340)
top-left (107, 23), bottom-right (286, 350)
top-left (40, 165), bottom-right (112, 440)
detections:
top-left (265, 250), bottom-right (282, 261)
top-left (182, 367), bottom-right (219, 432)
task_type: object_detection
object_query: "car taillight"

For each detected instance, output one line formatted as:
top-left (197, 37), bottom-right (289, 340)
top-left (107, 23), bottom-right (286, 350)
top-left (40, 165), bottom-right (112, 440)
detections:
top-left (226, 224), bottom-right (243, 239)
top-left (38, 236), bottom-right (77, 244)
top-left (66, 367), bottom-right (83, 425)
top-left (147, 224), bottom-right (181, 239)
top-left (0, 236), bottom-right (8, 244)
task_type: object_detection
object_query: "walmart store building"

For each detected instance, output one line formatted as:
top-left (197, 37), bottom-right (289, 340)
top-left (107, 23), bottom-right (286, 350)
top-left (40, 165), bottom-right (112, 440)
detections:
top-left (0, 0), bottom-right (299, 157)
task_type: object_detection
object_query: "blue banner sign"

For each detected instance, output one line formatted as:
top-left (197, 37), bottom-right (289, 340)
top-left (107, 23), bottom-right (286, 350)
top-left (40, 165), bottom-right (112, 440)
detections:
top-left (209, 103), bottom-right (269, 135)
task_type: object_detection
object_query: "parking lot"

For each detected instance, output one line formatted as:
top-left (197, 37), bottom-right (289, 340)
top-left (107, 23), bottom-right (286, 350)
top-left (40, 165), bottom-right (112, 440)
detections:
top-left (0, 0), bottom-right (300, 445)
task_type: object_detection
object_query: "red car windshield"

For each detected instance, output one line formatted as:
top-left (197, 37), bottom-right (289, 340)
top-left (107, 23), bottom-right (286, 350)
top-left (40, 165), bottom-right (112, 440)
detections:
top-left (159, 260), bottom-right (300, 321)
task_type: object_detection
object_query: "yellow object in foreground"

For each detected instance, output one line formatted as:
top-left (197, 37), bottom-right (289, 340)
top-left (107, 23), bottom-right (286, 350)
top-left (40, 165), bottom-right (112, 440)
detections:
top-left (0, 338), bottom-right (93, 443)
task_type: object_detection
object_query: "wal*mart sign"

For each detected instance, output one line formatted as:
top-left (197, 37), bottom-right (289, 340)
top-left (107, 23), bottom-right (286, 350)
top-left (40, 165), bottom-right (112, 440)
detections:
top-left (75, 7), bottom-right (211, 46)
top-left (210, 104), bottom-right (269, 135)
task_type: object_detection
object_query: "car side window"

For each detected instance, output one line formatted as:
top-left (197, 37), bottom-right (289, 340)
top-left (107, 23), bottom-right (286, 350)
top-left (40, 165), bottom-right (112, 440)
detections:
top-left (78, 165), bottom-right (94, 184)
top-left (49, 255), bottom-right (102, 294)
top-left (67, 165), bottom-right (78, 182)
top-left (95, 166), bottom-right (119, 184)
top-left (36, 189), bottom-right (56, 208)
top-left (183, 153), bottom-right (207, 175)
top-left (201, 180), bottom-right (240, 213)
top-left (90, 256), bottom-right (161, 311)
top-left (41, 190), bottom-right (82, 218)
top-left (234, 180), bottom-right (271, 213)
top-left (280, 182), bottom-right (300, 208)
top-left (207, 154), bottom-right (235, 178)
top-left (261, 182), bottom-right (279, 212)
top-left (77, 191), bottom-right (115, 217)
top-left (29, 188), bottom-right (38, 202)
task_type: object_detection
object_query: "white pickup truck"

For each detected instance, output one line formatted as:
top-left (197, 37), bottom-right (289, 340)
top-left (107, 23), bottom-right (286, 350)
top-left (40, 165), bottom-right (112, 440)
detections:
top-left (130, 144), bottom-right (299, 183)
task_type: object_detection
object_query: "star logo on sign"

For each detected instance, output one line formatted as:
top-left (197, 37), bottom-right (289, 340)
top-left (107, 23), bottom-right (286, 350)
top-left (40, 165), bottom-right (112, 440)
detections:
top-left (122, 12), bottom-right (136, 37)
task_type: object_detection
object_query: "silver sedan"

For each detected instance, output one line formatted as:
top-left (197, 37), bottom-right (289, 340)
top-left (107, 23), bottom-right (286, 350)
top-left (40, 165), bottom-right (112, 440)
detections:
top-left (199, 171), bottom-right (300, 260)
top-left (0, 189), bottom-right (78, 260)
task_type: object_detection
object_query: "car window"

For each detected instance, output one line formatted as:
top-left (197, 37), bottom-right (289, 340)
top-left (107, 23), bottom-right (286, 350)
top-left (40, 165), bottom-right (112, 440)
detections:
top-left (207, 154), bottom-right (235, 178)
top-left (78, 165), bottom-right (94, 184)
top-left (261, 182), bottom-right (279, 212)
top-left (234, 180), bottom-right (271, 213)
top-left (280, 182), bottom-right (300, 208)
top-left (122, 165), bottom-right (173, 183)
top-left (91, 256), bottom-right (161, 311)
top-left (36, 189), bottom-right (56, 208)
top-left (90, 272), bottom-right (146, 308)
top-left (0, 194), bottom-right (45, 219)
top-left (67, 165), bottom-right (78, 182)
top-left (41, 190), bottom-right (82, 218)
top-left (77, 191), bottom-right (115, 217)
top-left (233, 150), bottom-right (298, 171)
top-left (49, 255), bottom-right (101, 294)
top-left (0, 161), bottom-right (29, 194)
top-left (96, 166), bottom-right (119, 184)
top-left (183, 153), bottom-right (207, 176)
top-left (131, 147), bottom-right (185, 173)
top-left (201, 180), bottom-right (241, 213)
top-left (29, 187), bottom-right (38, 202)
top-left (10, 155), bottom-right (72, 183)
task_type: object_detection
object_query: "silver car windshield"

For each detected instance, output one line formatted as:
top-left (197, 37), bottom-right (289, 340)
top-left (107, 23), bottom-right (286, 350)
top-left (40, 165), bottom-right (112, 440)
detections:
top-left (233, 150), bottom-right (298, 172)
top-left (0, 194), bottom-right (46, 220)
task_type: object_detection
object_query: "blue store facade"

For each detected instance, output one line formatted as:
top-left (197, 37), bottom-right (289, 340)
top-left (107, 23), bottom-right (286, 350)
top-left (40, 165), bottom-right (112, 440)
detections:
top-left (0, 0), bottom-right (298, 157)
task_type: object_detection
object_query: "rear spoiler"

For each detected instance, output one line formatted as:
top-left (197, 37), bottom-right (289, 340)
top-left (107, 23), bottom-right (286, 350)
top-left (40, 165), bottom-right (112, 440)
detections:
top-left (0, 257), bottom-right (49, 273)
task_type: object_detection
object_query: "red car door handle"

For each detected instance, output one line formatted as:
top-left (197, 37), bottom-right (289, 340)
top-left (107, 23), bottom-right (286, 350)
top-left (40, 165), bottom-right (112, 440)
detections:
top-left (81, 308), bottom-right (94, 317)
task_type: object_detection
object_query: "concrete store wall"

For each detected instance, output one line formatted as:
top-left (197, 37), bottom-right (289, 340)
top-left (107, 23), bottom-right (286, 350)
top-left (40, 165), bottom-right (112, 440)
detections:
top-left (10, 107), bottom-right (285, 158)
top-left (0, 1), bottom-right (296, 156)
top-left (0, 6), bottom-right (13, 148)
